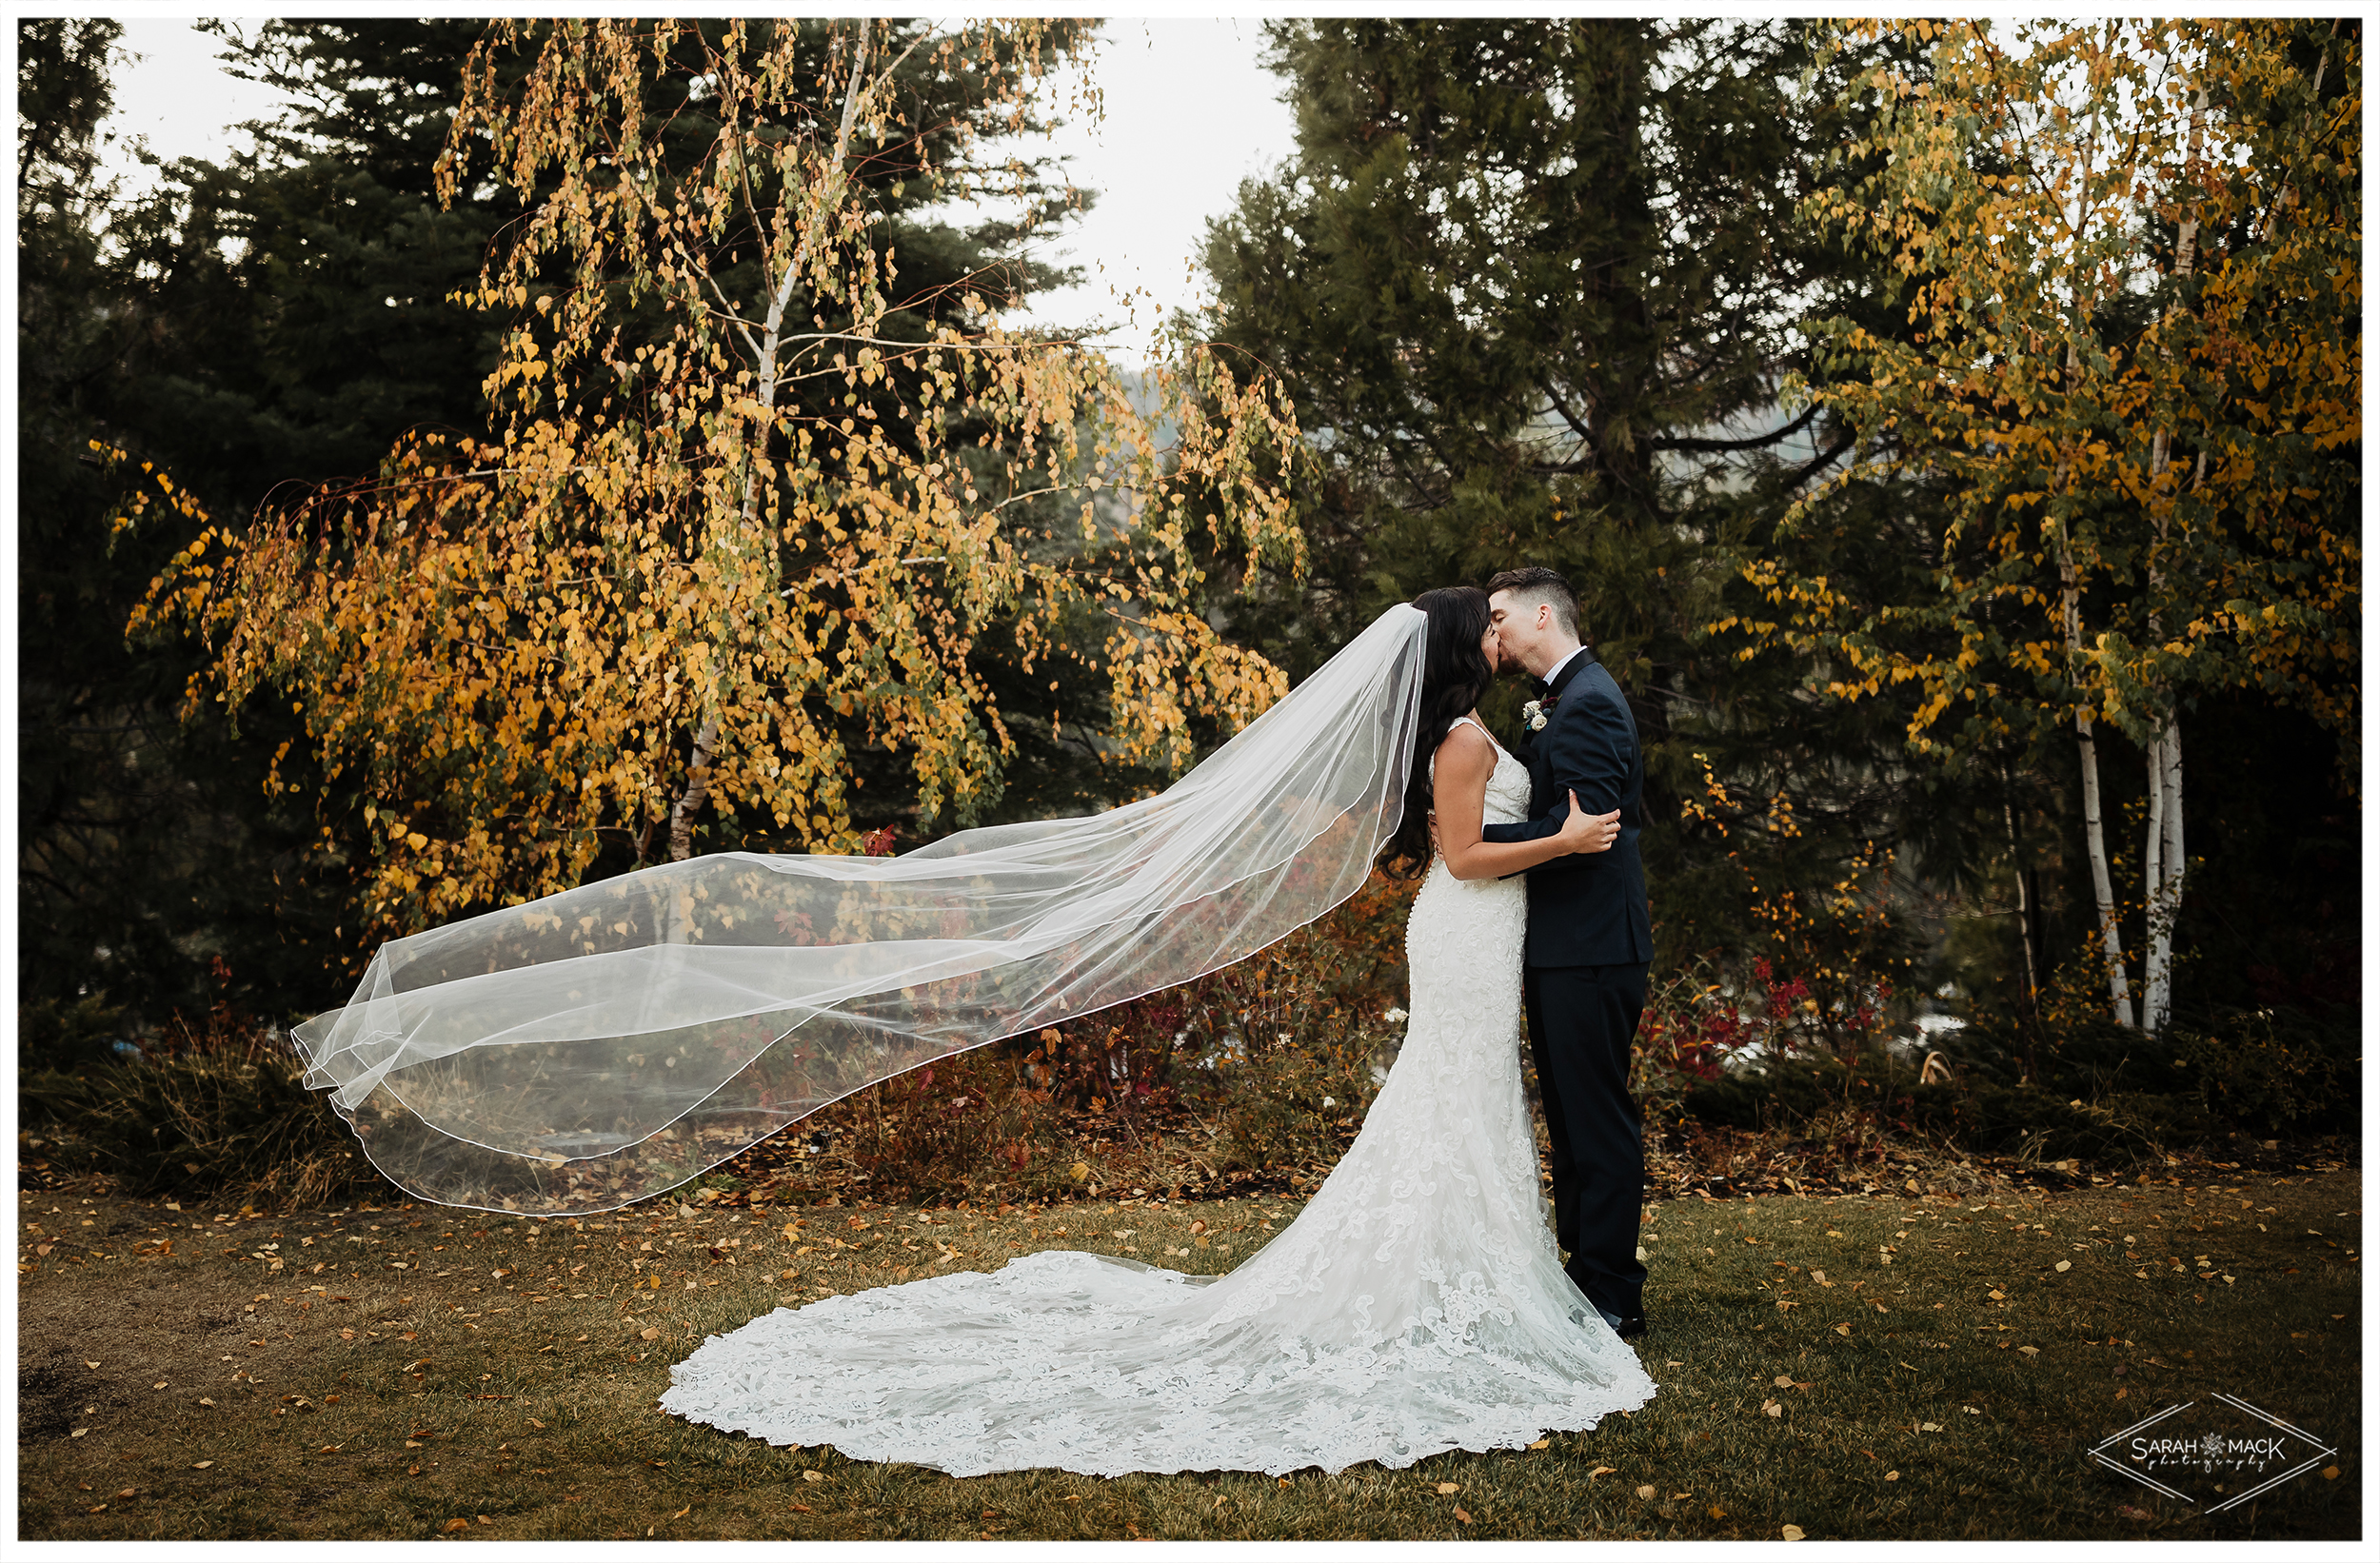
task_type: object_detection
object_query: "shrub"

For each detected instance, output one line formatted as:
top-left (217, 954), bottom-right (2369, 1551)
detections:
top-left (823, 1038), bottom-right (1078, 1203)
top-left (1680, 1039), bottom-right (2170, 1172)
top-left (1633, 956), bottom-right (1761, 1124)
top-left (17, 991), bottom-right (136, 1072)
top-left (19, 999), bottom-right (391, 1208)
top-left (1944, 998), bottom-right (2358, 1144)
top-left (791, 870), bottom-right (1421, 1201)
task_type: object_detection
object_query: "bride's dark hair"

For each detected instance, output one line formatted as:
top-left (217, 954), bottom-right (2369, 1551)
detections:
top-left (1378, 585), bottom-right (1495, 878)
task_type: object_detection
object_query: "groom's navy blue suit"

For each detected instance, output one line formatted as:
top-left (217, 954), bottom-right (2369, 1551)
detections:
top-left (1480, 645), bottom-right (1652, 1322)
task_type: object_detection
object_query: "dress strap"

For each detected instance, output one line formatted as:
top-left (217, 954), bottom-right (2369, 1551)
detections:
top-left (1449, 714), bottom-right (1500, 751)
top-left (1434, 715), bottom-right (1505, 770)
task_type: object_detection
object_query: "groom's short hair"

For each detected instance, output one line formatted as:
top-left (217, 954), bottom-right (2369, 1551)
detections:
top-left (1485, 566), bottom-right (1579, 642)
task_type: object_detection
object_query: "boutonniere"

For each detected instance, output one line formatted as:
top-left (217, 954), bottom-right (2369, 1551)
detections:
top-left (1522, 699), bottom-right (1552, 732)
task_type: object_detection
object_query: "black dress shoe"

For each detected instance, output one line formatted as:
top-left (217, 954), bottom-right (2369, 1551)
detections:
top-left (1613, 1314), bottom-right (1648, 1340)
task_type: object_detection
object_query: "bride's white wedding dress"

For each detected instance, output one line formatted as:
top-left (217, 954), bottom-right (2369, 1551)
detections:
top-left (658, 718), bottom-right (1658, 1475)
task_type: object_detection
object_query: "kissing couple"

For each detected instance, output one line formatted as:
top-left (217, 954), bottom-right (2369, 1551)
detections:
top-left (659, 564), bottom-right (1661, 1476)
top-left (293, 564), bottom-right (1662, 1479)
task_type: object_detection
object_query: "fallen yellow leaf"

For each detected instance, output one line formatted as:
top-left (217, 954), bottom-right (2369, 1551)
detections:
top-left (803, 1471), bottom-right (824, 1484)
top-left (191, 1460), bottom-right (214, 1470)
top-left (2054, 1259), bottom-right (2072, 1273)
top-left (1782, 1523), bottom-right (1806, 1540)
top-left (443, 1519), bottom-right (469, 1534)
top-left (1636, 1485), bottom-right (1656, 1499)
top-left (1437, 1481), bottom-right (1459, 1494)
top-left (1455, 1507), bottom-right (1474, 1524)
top-left (1588, 1466), bottom-right (1616, 1477)
top-left (1885, 1471), bottom-right (1900, 1481)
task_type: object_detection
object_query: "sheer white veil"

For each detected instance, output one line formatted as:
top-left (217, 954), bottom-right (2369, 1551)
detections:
top-left (290, 604), bottom-right (1430, 1215)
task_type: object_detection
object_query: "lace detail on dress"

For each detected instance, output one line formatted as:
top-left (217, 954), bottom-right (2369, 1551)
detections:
top-left (657, 722), bottom-right (1656, 1477)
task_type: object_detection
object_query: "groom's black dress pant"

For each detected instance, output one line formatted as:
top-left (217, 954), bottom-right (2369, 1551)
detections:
top-left (1524, 960), bottom-right (1649, 1318)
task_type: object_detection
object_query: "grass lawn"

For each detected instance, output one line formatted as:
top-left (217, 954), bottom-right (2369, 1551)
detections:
top-left (16, 1163), bottom-right (2360, 1541)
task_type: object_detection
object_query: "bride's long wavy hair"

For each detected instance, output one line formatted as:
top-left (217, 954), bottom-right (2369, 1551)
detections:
top-left (1378, 585), bottom-right (1495, 879)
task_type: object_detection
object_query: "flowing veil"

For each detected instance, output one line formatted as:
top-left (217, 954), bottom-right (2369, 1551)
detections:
top-left (291, 605), bottom-right (1430, 1214)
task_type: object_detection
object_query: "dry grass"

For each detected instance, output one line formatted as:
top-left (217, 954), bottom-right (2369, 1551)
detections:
top-left (16, 1158), bottom-right (2359, 1541)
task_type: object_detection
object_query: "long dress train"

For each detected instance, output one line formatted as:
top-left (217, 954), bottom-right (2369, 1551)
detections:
top-left (656, 722), bottom-right (1658, 1475)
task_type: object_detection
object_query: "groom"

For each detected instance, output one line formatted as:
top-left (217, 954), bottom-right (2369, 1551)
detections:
top-left (1479, 566), bottom-right (1653, 1340)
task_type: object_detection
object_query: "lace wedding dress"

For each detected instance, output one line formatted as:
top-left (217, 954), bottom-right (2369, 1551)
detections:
top-left (659, 718), bottom-right (1658, 1475)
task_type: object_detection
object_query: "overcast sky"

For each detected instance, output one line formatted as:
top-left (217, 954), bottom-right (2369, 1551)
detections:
top-left (91, 17), bottom-right (1302, 362)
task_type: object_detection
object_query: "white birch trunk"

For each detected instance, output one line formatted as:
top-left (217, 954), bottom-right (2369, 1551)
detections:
top-left (2074, 702), bottom-right (2132, 1026)
top-left (2052, 326), bottom-right (2132, 1027)
top-left (2003, 795), bottom-right (2040, 1009)
top-left (2143, 722), bottom-right (2184, 1031)
top-left (2138, 84), bottom-right (2209, 1033)
top-left (665, 23), bottom-right (891, 866)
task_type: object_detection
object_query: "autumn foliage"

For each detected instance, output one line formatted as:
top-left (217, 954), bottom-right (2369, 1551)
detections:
top-left (132, 19), bottom-right (1307, 945)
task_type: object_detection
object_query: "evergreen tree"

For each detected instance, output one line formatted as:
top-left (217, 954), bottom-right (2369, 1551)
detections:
top-left (1200, 19), bottom-right (1973, 1000)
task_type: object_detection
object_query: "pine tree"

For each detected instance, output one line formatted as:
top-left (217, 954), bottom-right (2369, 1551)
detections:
top-left (1199, 19), bottom-right (1975, 996)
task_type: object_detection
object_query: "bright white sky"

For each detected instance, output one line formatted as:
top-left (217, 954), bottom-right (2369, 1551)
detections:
top-left (91, 16), bottom-right (1301, 362)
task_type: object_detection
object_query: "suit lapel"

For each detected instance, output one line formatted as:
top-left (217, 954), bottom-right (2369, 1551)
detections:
top-left (1544, 648), bottom-right (1597, 702)
top-left (1529, 649), bottom-right (1598, 812)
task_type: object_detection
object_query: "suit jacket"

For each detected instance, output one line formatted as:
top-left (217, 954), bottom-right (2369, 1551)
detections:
top-left (1480, 647), bottom-right (1653, 968)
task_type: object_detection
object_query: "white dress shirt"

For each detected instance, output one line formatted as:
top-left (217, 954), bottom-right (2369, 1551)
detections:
top-left (1539, 643), bottom-right (1590, 690)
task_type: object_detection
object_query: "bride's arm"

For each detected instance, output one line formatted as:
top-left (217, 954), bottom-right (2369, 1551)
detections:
top-left (1432, 724), bottom-right (1616, 881)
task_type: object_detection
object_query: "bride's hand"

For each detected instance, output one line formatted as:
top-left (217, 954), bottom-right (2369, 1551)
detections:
top-left (1556, 791), bottom-right (1622, 854)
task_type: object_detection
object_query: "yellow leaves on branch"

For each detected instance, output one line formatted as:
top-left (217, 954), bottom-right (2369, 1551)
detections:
top-left (137, 17), bottom-right (1314, 945)
top-left (1724, 18), bottom-right (2358, 755)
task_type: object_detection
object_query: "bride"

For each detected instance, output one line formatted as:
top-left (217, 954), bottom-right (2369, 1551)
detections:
top-left (657, 586), bottom-right (1659, 1477)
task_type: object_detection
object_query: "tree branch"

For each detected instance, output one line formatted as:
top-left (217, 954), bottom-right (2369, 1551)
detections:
top-left (1647, 402), bottom-right (1821, 454)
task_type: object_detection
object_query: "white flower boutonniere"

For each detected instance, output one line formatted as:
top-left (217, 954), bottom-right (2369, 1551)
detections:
top-left (1522, 699), bottom-right (1549, 732)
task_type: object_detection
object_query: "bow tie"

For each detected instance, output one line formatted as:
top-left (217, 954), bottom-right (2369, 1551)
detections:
top-left (1533, 676), bottom-right (1553, 697)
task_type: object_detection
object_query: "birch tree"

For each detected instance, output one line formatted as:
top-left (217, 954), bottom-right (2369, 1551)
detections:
top-left (1732, 18), bottom-right (2359, 1031)
top-left (2110, 20), bottom-right (2360, 1029)
top-left (134, 18), bottom-right (1308, 945)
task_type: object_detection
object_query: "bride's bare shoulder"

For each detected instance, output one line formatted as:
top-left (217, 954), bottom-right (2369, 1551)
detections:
top-left (1433, 715), bottom-right (1497, 773)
